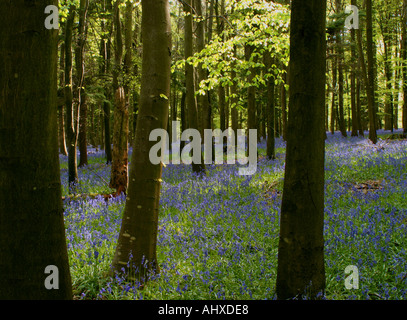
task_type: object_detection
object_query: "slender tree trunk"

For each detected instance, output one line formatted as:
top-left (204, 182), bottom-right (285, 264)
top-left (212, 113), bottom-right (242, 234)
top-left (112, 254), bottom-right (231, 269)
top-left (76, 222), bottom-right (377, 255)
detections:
top-left (383, 38), bottom-right (394, 132)
top-left (276, 0), bottom-right (326, 300)
top-left (245, 44), bottom-right (257, 157)
top-left (335, 23), bottom-right (347, 137)
top-left (65, 5), bottom-right (78, 191)
top-left (402, 0), bottom-right (407, 132)
top-left (281, 64), bottom-right (288, 141)
top-left (77, 0), bottom-right (89, 168)
top-left (394, 41), bottom-right (400, 130)
top-left (330, 47), bottom-right (337, 134)
top-left (357, 11), bottom-right (377, 143)
top-left (231, 46), bottom-right (239, 134)
top-left (264, 53), bottom-right (276, 160)
top-left (110, 0), bottom-right (129, 195)
top-left (350, 0), bottom-right (358, 136)
top-left (124, 0), bottom-right (133, 142)
top-left (216, 0), bottom-right (226, 134)
top-left (356, 75), bottom-right (364, 135)
top-left (59, 42), bottom-right (68, 155)
top-left (111, 0), bottom-right (172, 280)
top-left (0, 0), bottom-right (72, 299)
top-left (196, 0), bottom-right (212, 150)
top-left (184, 0), bottom-right (205, 174)
top-left (365, 0), bottom-right (378, 143)
top-left (101, 0), bottom-right (113, 163)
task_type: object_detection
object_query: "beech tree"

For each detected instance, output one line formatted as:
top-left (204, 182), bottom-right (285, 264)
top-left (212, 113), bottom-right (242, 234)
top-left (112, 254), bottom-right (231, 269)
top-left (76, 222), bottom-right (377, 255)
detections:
top-left (0, 0), bottom-right (72, 299)
top-left (276, 0), bottom-right (327, 299)
top-left (184, 0), bottom-right (206, 175)
top-left (65, 4), bottom-right (79, 190)
top-left (111, 0), bottom-right (172, 280)
top-left (110, 0), bottom-right (129, 195)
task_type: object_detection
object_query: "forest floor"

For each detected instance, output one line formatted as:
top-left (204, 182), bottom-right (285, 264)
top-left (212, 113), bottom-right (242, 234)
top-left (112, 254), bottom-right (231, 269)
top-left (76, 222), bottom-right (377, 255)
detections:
top-left (60, 129), bottom-right (407, 300)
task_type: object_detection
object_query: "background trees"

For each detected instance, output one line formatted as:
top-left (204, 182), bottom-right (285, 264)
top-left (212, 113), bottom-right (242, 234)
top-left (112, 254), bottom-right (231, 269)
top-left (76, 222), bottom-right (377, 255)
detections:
top-left (55, 0), bottom-right (407, 193)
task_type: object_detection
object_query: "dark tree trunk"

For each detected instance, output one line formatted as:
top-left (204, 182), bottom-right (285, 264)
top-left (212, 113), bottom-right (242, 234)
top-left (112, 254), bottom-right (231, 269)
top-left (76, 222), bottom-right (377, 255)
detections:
top-left (276, 0), bottom-right (327, 300)
top-left (350, 0), bottom-right (358, 136)
top-left (402, 0), bottom-right (407, 132)
top-left (100, 0), bottom-right (113, 163)
top-left (110, 0), bottom-right (129, 195)
top-left (184, 0), bottom-right (205, 174)
top-left (65, 5), bottom-right (79, 191)
top-left (264, 53), bottom-right (276, 160)
top-left (0, 0), bottom-right (72, 299)
top-left (330, 47), bottom-right (337, 134)
top-left (335, 6), bottom-right (347, 138)
top-left (365, 0), bottom-right (378, 143)
top-left (77, 0), bottom-right (89, 168)
top-left (230, 47), bottom-right (239, 134)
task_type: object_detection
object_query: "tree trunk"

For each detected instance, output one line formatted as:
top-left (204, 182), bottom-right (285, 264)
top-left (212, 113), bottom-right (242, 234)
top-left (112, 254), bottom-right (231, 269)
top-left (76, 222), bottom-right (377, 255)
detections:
top-left (402, 0), bottom-right (407, 132)
top-left (196, 0), bottom-right (212, 149)
top-left (281, 64), bottom-right (288, 141)
top-left (231, 46), bottom-right (239, 134)
top-left (356, 75), bottom-right (364, 135)
top-left (357, 23), bottom-right (377, 142)
top-left (276, 0), bottom-right (326, 300)
top-left (350, 0), bottom-right (358, 136)
top-left (330, 47), bottom-right (337, 134)
top-left (184, 0), bottom-right (205, 174)
top-left (110, 0), bottom-right (129, 195)
top-left (111, 0), bottom-right (172, 280)
top-left (216, 0), bottom-right (226, 136)
top-left (335, 11), bottom-right (347, 138)
top-left (264, 53), bottom-right (276, 160)
top-left (77, 0), bottom-right (89, 168)
top-left (245, 44), bottom-right (257, 157)
top-left (365, 0), bottom-right (378, 143)
top-left (65, 5), bottom-right (78, 191)
top-left (0, 0), bottom-right (72, 299)
top-left (58, 42), bottom-right (68, 155)
top-left (100, 0), bottom-right (113, 163)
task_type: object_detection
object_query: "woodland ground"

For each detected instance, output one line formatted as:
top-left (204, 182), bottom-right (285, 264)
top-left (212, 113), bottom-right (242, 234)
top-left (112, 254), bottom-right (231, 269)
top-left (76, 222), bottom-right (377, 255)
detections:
top-left (60, 129), bottom-right (407, 300)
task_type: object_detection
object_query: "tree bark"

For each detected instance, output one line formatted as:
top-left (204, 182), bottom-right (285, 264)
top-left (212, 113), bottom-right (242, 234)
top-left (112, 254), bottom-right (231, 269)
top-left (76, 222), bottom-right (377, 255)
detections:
top-left (0, 0), bottom-right (72, 299)
top-left (365, 0), bottom-right (378, 143)
top-left (230, 46), bottom-right (239, 134)
top-left (58, 42), bottom-right (68, 155)
top-left (110, 0), bottom-right (129, 195)
top-left (350, 0), bottom-right (358, 136)
top-left (77, 0), bottom-right (89, 168)
top-left (184, 0), bottom-right (205, 174)
top-left (276, 0), bottom-right (326, 300)
top-left (100, 0), bottom-right (113, 163)
top-left (65, 5), bottom-right (79, 191)
top-left (196, 0), bottom-right (212, 148)
top-left (110, 0), bottom-right (172, 280)
top-left (357, 23), bottom-right (377, 142)
top-left (402, 0), bottom-right (407, 132)
top-left (335, 6), bottom-right (347, 138)
top-left (264, 53), bottom-right (276, 160)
